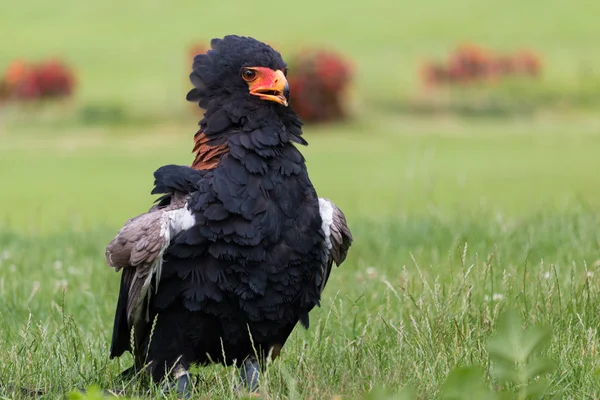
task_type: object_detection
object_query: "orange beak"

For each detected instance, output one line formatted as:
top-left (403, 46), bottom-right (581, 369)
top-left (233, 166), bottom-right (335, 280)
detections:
top-left (248, 68), bottom-right (289, 106)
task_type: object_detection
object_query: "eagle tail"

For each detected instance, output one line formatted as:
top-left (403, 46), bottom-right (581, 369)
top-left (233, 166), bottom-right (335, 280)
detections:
top-left (109, 270), bottom-right (132, 359)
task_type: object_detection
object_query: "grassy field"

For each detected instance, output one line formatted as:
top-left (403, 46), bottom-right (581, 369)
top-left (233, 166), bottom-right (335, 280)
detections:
top-left (1, 0), bottom-right (600, 398)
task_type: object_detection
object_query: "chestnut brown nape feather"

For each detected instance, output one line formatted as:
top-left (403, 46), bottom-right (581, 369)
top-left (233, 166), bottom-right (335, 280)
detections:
top-left (191, 131), bottom-right (229, 170)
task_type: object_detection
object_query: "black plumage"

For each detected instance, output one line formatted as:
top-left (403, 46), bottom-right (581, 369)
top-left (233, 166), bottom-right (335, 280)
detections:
top-left (106, 35), bottom-right (352, 394)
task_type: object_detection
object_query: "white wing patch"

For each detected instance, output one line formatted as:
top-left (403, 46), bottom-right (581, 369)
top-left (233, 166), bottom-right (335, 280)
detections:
top-left (319, 198), bottom-right (334, 250)
top-left (168, 205), bottom-right (197, 234)
top-left (154, 204), bottom-right (196, 294)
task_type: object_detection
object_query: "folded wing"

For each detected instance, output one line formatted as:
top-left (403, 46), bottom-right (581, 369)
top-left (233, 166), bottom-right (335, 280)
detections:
top-left (317, 197), bottom-right (353, 295)
top-left (107, 165), bottom-right (204, 358)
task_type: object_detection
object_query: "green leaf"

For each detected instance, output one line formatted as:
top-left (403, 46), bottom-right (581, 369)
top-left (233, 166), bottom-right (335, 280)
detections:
top-left (67, 391), bottom-right (85, 400)
top-left (524, 357), bottom-right (557, 379)
top-left (489, 362), bottom-right (519, 385)
top-left (486, 310), bottom-right (556, 397)
top-left (395, 386), bottom-right (418, 400)
top-left (441, 366), bottom-right (498, 400)
top-left (519, 325), bottom-right (553, 361)
top-left (487, 310), bottom-right (525, 364)
top-left (487, 310), bottom-right (552, 365)
top-left (67, 386), bottom-right (110, 400)
top-left (522, 379), bottom-right (551, 399)
top-left (362, 386), bottom-right (417, 400)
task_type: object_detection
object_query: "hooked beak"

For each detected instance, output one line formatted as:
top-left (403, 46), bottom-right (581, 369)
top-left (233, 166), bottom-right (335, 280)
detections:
top-left (248, 69), bottom-right (289, 106)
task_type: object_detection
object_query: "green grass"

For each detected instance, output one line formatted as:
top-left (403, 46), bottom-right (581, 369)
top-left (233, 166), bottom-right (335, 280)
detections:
top-left (2, 209), bottom-right (600, 398)
top-left (2, 0), bottom-right (600, 398)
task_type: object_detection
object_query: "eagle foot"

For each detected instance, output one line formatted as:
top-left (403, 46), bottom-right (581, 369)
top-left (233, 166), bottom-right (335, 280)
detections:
top-left (238, 357), bottom-right (260, 393)
top-left (162, 369), bottom-right (192, 399)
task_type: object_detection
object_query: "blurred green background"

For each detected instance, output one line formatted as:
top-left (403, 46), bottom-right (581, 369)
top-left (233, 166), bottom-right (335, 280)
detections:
top-left (2, 0), bottom-right (600, 230)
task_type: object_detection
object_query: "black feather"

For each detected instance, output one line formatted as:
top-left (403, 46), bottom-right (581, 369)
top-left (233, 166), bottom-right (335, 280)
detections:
top-left (151, 165), bottom-right (205, 195)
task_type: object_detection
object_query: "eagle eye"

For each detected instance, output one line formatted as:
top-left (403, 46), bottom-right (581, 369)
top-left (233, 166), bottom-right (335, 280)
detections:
top-left (242, 68), bottom-right (257, 82)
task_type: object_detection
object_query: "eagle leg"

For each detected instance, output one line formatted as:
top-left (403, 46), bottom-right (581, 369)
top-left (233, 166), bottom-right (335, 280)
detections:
top-left (169, 366), bottom-right (192, 399)
top-left (239, 356), bottom-right (260, 393)
top-left (174, 373), bottom-right (191, 399)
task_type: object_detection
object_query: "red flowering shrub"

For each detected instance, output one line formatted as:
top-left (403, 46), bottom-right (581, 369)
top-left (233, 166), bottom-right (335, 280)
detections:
top-left (4, 60), bottom-right (39, 99)
top-left (421, 44), bottom-right (542, 87)
top-left (287, 49), bottom-right (354, 123)
top-left (35, 60), bottom-right (75, 97)
top-left (2, 59), bottom-right (75, 101)
top-left (0, 79), bottom-right (7, 98)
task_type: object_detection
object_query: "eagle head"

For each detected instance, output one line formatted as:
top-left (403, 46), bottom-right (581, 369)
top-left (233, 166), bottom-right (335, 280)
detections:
top-left (186, 35), bottom-right (290, 109)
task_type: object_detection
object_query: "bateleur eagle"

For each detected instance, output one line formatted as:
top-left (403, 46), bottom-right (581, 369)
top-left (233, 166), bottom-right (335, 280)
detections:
top-left (105, 35), bottom-right (353, 396)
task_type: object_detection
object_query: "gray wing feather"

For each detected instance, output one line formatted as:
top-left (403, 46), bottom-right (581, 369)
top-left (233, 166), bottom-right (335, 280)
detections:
top-left (105, 192), bottom-right (190, 324)
top-left (318, 198), bottom-right (353, 295)
top-left (105, 212), bottom-right (167, 271)
top-left (106, 193), bottom-right (188, 270)
top-left (329, 202), bottom-right (353, 266)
